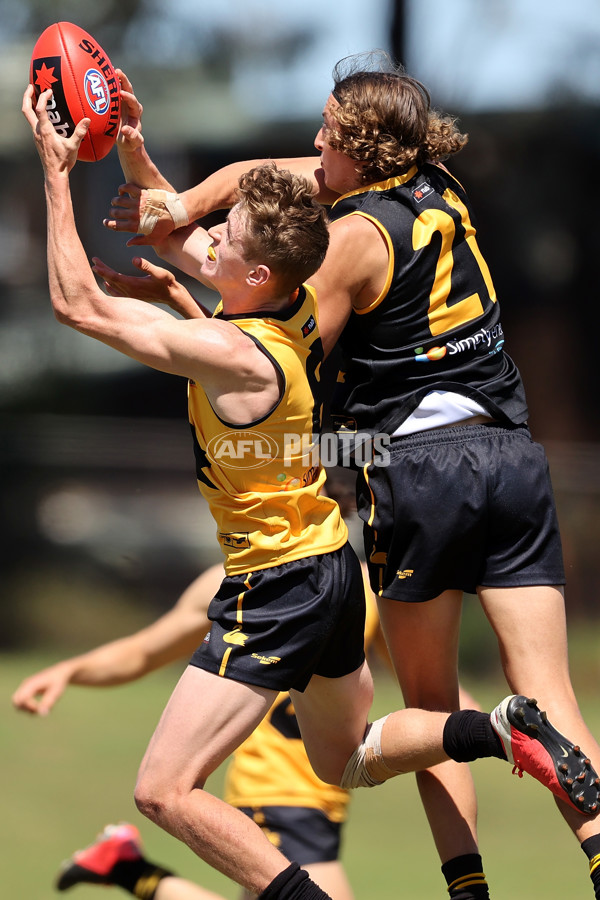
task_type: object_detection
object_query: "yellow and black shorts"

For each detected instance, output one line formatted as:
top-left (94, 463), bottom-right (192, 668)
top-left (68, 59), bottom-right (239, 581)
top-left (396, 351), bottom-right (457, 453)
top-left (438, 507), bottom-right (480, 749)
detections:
top-left (190, 541), bottom-right (366, 692)
top-left (237, 805), bottom-right (343, 864)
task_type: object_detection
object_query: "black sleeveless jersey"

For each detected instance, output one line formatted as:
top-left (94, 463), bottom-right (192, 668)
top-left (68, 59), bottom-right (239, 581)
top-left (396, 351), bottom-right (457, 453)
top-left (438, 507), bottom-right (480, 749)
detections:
top-left (327, 163), bottom-right (528, 436)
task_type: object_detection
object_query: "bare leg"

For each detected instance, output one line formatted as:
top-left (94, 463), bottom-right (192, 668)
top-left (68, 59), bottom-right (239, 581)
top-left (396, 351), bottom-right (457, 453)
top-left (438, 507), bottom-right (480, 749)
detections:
top-left (291, 661), bottom-right (374, 784)
top-left (134, 665), bottom-right (291, 896)
top-left (136, 659), bottom-right (457, 898)
top-left (155, 879), bottom-right (228, 900)
top-left (479, 584), bottom-right (600, 840)
top-left (376, 591), bottom-right (480, 862)
top-left (293, 660), bottom-right (452, 783)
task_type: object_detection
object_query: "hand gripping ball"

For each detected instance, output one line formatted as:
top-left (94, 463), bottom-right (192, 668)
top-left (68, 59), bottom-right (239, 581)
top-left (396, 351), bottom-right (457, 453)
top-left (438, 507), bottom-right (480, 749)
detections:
top-left (30, 21), bottom-right (121, 161)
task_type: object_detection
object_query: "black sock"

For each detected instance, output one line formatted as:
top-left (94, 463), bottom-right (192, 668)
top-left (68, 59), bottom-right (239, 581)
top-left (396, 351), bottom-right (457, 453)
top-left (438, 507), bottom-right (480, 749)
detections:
top-left (259, 862), bottom-right (332, 900)
top-left (441, 853), bottom-right (490, 900)
top-left (110, 859), bottom-right (174, 900)
top-left (581, 835), bottom-right (600, 899)
top-left (443, 710), bottom-right (506, 763)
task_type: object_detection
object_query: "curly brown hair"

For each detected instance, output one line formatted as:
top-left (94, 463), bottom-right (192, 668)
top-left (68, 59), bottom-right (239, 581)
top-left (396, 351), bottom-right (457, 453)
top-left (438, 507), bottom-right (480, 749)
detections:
top-left (328, 51), bottom-right (468, 183)
top-left (235, 163), bottom-right (329, 295)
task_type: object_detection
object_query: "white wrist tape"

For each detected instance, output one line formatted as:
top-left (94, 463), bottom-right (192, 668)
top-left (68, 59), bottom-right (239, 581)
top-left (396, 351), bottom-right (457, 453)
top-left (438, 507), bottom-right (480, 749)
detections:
top-left (139, 190), bottom-right (190, 235)
top-left (340, 715), bottom-right (399, 789)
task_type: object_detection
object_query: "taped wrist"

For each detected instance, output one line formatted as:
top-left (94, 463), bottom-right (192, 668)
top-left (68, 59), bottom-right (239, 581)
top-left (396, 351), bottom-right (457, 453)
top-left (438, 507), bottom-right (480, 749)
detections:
top-left (340, 715), bottom-right (399, 788)
top-left (139, 190), bottom-right (189, 235)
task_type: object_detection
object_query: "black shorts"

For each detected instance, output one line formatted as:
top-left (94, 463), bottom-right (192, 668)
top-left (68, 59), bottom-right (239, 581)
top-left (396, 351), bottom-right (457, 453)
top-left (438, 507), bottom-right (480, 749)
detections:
top-left (237, 805), bottom-right (342, 865)
top-left (358, 423), bottom-right (566, 602)
top-left (190, 542), bottom-right (366, 691)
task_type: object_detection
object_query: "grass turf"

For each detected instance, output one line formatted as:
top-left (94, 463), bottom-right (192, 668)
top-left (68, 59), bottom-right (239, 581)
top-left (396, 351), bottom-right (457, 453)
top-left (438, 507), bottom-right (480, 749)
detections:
top-left (3, 647), bottom-right (600, 900)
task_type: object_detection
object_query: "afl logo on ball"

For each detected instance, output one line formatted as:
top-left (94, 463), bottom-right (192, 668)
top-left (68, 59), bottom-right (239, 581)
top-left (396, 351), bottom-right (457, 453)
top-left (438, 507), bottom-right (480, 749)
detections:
top-left (84, 68), bottom-right (110, 114)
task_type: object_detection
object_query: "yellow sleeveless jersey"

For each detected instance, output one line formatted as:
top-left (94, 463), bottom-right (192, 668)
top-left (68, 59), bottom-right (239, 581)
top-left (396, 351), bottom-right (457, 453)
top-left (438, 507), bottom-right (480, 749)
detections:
top-left (188, 284), bottom-right (347, 575)
top-left (224, 571), bottom-right (380, 822)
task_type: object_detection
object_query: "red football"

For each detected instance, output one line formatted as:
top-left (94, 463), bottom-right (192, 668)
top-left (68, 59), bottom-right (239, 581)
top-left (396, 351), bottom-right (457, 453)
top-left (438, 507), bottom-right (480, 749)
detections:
top-left (30, 22), bottom-right (121, 162)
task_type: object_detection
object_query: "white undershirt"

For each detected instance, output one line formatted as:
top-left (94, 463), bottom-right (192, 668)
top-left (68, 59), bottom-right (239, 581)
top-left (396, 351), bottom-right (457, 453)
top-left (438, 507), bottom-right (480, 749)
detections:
top-left (392, 390), bottom-right (488, 436)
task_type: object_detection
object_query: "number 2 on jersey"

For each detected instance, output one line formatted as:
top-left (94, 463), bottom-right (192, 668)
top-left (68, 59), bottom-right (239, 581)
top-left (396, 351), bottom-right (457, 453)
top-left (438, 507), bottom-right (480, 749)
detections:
top-left (412, 188), bottom-right (497, 337)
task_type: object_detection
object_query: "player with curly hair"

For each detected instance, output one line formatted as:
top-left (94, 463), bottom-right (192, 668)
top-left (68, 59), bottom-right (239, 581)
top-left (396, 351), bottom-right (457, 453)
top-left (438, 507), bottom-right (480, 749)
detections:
top-left (96, 52), bottom-right (600, 900)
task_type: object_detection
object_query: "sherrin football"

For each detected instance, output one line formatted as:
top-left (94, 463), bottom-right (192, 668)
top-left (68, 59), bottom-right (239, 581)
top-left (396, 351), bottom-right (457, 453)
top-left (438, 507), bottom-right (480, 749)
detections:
top-left (30, 22), bottom-right (121, 162)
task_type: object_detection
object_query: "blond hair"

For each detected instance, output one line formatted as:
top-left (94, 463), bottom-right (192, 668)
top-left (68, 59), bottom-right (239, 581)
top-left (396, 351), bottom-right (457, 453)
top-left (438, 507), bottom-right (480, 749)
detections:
top-left (236, 163), bottom-right (329, 295)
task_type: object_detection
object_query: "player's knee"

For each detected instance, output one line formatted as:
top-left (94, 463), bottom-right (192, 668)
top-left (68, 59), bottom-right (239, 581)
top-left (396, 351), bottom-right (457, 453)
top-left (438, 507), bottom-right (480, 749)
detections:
top-left (339, 715), bottom-right (399, 789)
top-left (135, 765), bottom-right (210, 827)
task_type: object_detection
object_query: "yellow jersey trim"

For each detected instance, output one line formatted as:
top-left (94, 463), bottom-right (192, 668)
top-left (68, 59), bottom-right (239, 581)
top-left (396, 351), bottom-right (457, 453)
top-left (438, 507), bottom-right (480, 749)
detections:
top-left (330, 168), bottom-right (419, 207)
top-left (331, 175), bottom-right (419, 316)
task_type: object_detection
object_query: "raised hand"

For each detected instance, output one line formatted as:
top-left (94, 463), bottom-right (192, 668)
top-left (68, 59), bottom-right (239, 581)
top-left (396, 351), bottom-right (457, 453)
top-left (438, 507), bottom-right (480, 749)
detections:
top-left (12, 661), bottom-right (74, 716)
top-left (92, 255), bottom-right (205, 318)
top-left (116, 69), bottom-right (144, 153)
top-left (103, 183), bottom-right (186, 246)
top-left (22, 84), bottom-right (89, 175)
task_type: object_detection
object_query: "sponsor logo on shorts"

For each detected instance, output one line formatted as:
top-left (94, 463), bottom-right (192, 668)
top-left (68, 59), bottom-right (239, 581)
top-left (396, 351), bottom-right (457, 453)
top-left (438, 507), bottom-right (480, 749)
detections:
top-left (223, 629), bottom-right (248, 646)
top-left (396, 569), bottom-right (414, 580)
top-left (251, 654), bottom-right (281, 665)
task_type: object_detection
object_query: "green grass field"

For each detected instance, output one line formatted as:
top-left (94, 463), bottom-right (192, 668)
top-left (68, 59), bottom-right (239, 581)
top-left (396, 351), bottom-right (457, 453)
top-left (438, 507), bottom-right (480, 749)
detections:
top-left (3, 643), bottom-right (600, 900)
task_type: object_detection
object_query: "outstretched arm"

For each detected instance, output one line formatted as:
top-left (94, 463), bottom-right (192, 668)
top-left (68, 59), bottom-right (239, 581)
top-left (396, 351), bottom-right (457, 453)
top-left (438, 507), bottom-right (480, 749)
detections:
top-left (12, 564), bottom-right (224, 715)
top-left (107, 70), bottom-right (191, 245)
top-left (22, 85), bottom-right (267, 395)
top-left (105, 157), bottom-right (339, 248)
top-left (115, 69), bottom-right (174, 191)
top-left (177, 156), bottom-right (338, 221)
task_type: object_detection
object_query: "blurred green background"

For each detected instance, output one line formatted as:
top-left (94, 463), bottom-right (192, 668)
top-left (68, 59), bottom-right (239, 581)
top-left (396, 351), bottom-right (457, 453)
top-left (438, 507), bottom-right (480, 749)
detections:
top-left (3, 1), bottom-right (600, 898)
